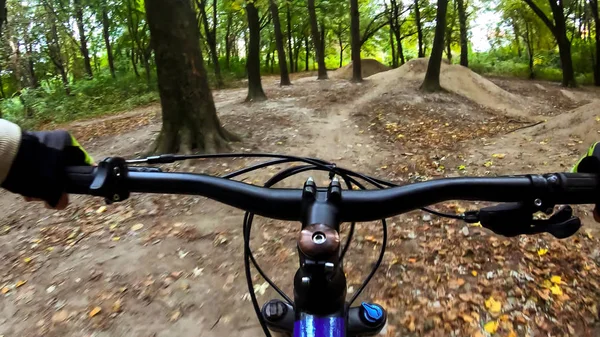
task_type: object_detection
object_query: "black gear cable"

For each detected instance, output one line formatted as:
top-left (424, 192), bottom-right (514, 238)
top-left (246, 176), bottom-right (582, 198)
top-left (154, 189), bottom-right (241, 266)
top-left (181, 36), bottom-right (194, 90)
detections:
top-left (127, 153), bottom-right (465, 336)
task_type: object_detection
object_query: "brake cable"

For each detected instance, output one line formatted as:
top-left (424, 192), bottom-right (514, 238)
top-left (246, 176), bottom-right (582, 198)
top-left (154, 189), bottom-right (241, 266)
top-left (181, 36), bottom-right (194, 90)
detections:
top-left (128, 153), bottom-right (462, 336)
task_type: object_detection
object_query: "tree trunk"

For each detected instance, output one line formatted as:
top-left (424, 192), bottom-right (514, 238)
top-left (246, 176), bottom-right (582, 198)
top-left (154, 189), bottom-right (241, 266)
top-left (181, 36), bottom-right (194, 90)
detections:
top-left (339, 36), bottom-right (344, 68)
top-left (349, 0), bottom-right (361, 81)
top-left (387, 3), bottom-right (397, 68)
top-left (512, 19), bottom-right (522, 57)
top-left (45, 6), bottom-right (70, 95)
top-left (145, 0), bottom-right (238, 154)
top-left (421, 0), bottom-right (448, 92)
top-left (225, 13), bottom-right (232, 71)
top-left (74, 0), bottom-right (93, 78)
top-left (446, 31), bottom-right (452, 63)
top-left (130, 45), bottom-right (140, 77)
top-left (102, 8), bottom-right (116, 79)
top-left (24, 40), bottom-right (39, 88)
top-left (245, 1), bottom-right (267, 101)
top-left (270, 0), bottom-right (291, 85)
top-left (294, 37), bottom-right (302, 72)
top-left (524, 20), bottom-right (535, 79)
top-left (457, 0), bottom-right (468, 67)
top-left (591, 0), bottom-right (600, 85)
top-left (523, 0), bottom-right (576, 87)
top-left (307, 0), bottom-right (328, 79)
top-left (305, 35), bottom-right (310, 71)
top-left (198, 0), bottom-right (224, 88)
top-left (287, 3), bottom-right (294, 73)
top-left (414, 0), bottom-right (424, 57)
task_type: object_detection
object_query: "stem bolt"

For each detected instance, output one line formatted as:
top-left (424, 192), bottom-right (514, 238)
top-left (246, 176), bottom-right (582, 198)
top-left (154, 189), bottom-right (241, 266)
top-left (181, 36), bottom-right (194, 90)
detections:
top-left (534, 198), bottom-right (543, 207)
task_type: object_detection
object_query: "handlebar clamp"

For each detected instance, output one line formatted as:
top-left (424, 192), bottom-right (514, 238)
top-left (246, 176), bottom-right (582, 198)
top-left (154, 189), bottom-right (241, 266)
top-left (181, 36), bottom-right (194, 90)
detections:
top-left (90, 157), bottom-right (130, 204)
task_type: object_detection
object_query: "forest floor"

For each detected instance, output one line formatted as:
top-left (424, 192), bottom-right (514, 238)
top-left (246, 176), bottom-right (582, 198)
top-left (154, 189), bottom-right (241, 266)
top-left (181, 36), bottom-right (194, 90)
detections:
top-left (2, 64), bottom-right (600, 337)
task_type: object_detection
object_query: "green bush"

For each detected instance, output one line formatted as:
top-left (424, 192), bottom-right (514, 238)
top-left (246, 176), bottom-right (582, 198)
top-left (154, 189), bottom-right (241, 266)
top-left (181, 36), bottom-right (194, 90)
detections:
top-left (1, 71), bottom-right (158, 128)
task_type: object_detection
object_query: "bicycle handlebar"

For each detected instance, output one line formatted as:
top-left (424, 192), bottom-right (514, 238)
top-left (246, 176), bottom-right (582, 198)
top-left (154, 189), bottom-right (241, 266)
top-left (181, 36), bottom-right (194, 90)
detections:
top-left (65, 165), bottom-right (600, 223)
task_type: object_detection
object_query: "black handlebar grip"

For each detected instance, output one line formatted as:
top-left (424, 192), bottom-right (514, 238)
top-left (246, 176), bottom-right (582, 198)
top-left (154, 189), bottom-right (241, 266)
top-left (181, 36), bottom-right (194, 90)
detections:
top-left (554, 173), bottom-right (600, 204)
top-left (64, 166), bottom-right (97, 194)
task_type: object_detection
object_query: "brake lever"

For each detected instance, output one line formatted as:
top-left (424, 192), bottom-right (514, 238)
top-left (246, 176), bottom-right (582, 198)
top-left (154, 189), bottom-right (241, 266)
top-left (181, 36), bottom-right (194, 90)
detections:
top-left (471, 203), bottom-right (581, 239)
top-left (529, 206), bottom-right (581, 239)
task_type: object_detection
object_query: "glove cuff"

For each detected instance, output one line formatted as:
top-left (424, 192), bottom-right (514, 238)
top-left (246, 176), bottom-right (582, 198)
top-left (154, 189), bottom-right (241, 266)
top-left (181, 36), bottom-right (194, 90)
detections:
top-left (0, 120), bottom-right (22, 184)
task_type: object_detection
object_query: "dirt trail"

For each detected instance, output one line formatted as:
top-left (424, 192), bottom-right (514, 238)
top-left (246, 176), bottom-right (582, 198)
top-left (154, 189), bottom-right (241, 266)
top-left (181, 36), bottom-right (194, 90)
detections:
top-left (2, 75), bottom-right (600, 337)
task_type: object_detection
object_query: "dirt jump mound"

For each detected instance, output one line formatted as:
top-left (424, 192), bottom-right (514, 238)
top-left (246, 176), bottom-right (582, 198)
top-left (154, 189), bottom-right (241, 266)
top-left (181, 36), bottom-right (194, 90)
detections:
top-left (527, 100), bottom-right (600, 147)
top-left (365, 58), bottom-right (528, 118)
top-left (332, 59), bottom-right (390, 80)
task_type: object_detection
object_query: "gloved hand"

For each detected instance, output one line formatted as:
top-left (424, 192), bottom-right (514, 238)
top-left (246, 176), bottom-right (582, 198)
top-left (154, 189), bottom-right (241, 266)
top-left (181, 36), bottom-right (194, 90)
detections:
top-left (1, 130), bottom-right (93, 209)
top-left (573, 142), bottom-right (600, 222)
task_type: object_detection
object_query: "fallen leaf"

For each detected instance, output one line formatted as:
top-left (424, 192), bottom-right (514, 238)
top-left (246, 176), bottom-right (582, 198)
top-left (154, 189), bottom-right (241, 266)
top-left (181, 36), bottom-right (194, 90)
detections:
top-left (492, 153), bottom-right (506, 159)
top-left (112, 236), bottom-right (120, 241)
top-left (550, 275), bottom-right (562, 284)
top-left (458, 165), bottom-right (466, 170)
top-left (507, 330), bottom-right (517, 337)
top-left (23, 257), bottom-right (32, 263)
top-left (52, 310), bottom-right (69, 323)
top-left (253, 282), bottom-right (269, 295)
top-left (131, 223), bottom-right (144, 231)
top-left (485, 296), bottom-right (502, 315)
top-left (15, 280), bottom-right (27, 288)
top-left (484, 320), bottom-right (499, 334)
top-left (472, 270), bottom-right (478, 277)
top-left (112, 300), bottom-right (122, 313)
top-left (1, 287), bottom-right (9, 294)
top-left (484, 161), bottom-right (493, 167)
top-left (461, 314), bottom-right (474, 323)
top-left (550, 284), bottom-right (563, 296)
top-left (170, 310), bottom-right (181, 322)
top-left (89, 307), bottom-right (102, 318)
top-left (96, 206), bottom-right (107, 214)
top-left (537, 248), bottom-right (548, 256)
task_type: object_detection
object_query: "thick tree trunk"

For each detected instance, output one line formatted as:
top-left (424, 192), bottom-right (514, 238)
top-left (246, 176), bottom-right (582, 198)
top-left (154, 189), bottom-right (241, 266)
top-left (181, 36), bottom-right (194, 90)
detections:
top-left (270, 0), bottom-right (291, 85)
top-left (102, 8), bottom-right (116, 78)
top-left (145, 0), bottom-right (237, 154)
top-left (307, 0), bottom-right (328, 79)
top-left (421, 0), bottom-right (448, 92)
top-left (414, 0), bottom-right (424, 57)
top-left (457, 0), bottom-right (468, 67)
top-left (398, 37), bottom-right (405, 64)
top-left (591, 0), bottom-right (600, 85)
top-left (557, 34), bottom-right (576, 87)
top-left (74, 0), bottom-right (93, 78)
top-left (245, 2), bottom-right (267, 101)
top-left (198, 0), bottom-right (224, 88)
top-left (349, 0), bottom-right (361, 81)
top-left (287, 3), bottom-right (294, 73)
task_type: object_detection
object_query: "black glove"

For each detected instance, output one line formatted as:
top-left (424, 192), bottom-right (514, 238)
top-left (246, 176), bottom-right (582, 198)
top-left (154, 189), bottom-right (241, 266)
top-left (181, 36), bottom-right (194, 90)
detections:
top-left (1, 130), bottom-right (92, 207)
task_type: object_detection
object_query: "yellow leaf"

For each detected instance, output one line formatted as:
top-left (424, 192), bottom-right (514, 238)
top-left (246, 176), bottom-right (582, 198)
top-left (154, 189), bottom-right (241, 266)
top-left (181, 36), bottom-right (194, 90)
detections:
top-left (131, 223), bottom-right (144, 231)
top-left (484, 161), bottom-right (493, 167)
top-left (112, 300), bottom-right (122, 313)
top-left (112, 236), bottom-right (120, 241)
top-left (457, 207), bottom-right (466, 214)
top-left (550, 275), bottom-right (562, 284)
top-left (472, 270), bottom-right (478, 277)
top-left (550, 284), bottom-right (563, 296)
top-left (542, 279), bottom-right (553, 289)
top-left (471, 222), bottom-right (482, 227)
top-left (23, 257), bottom-right (32, 263)
top-left (596, 116), bottom-right (600, 122)
top-left (457, 165), bottom-right (466, 170)
top-left (15, 280), bottom-right (27, 288)
top-left (537, 248), bottom-right (548, 256)
top-left (484, 320), bottom-right (499, 334)
top-left (46, 247), bottom-right (54, 252)
top-left (109, 224), bottom-right (118, 232)
top-left (507, 330), bottom-right (517, 337)
top-left (89, 307), bottom-right (102, 318)
top-left (397, 134), bottom-right (405, 139)
top-left (1, 287), bottom-right (9, 294)
top-left (492, 153), bottom-right (506, 159)
top-left (380, 165), bottom-right (388, 170)
top-left (485, 296), bottom-right (502, 315)
top-left (96, 206), bottom-right (107, 214)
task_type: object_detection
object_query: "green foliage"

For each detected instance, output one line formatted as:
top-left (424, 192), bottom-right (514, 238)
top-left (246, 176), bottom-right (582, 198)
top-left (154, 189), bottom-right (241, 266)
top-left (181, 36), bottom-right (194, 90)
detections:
top-left (2, 72), bottom-right (158, 128)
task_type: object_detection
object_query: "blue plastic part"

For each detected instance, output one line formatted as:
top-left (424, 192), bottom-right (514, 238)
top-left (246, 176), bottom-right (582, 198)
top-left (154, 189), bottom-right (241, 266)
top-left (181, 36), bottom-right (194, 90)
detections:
top-left (361, 302), bottom-right (383, 323)
top-left (293, 312), bottom-right (345, 337)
